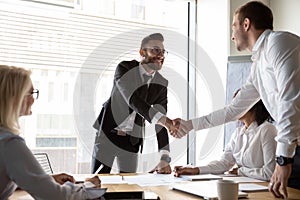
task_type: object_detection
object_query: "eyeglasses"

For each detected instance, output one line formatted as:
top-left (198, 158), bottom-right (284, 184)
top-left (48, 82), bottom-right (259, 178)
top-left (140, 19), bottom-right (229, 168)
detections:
top-left (30, 89), bottom-right (39, 100)
top-left (143, 47), bottom-right (168, 56)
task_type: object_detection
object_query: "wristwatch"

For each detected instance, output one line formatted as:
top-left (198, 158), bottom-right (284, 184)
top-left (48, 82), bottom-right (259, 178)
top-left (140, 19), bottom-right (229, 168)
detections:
top-left (160, 155), bottom-right (171, 163)
top-left (275, 156), bottom-right (294, 166)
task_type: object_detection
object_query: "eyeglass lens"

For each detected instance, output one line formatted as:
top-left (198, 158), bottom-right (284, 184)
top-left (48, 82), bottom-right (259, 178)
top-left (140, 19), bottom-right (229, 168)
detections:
top-left (145, 47), bottom-right (168, 55)
top-left (31, 89), bottom-right (39, 99)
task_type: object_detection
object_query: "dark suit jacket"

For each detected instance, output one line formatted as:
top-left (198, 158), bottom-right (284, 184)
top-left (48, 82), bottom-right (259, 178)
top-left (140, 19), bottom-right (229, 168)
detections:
top-left (94, 60), bottom-right (170, 152)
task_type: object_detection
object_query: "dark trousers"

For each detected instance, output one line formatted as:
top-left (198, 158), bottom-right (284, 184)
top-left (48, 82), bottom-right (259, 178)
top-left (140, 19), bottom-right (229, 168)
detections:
top-left (288, 146), bottom-right (300, 190)
top-left (91, 130), bottom-right (140, 174)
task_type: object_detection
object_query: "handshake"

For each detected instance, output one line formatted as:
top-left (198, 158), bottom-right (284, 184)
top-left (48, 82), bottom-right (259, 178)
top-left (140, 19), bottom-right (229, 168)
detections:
top-left (157, 116), bottom-right (194, 138)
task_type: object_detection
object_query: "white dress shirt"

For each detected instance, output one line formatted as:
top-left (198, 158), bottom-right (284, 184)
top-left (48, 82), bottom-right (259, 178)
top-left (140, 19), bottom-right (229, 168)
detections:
top-left (198, 121), bottom-right (277, 181)
top-left (115, 63), bottom-right (168, 155)
top-left (115, 63), bottom-right (154, 132)
top-left (192, 30), bottom-right (300, 158)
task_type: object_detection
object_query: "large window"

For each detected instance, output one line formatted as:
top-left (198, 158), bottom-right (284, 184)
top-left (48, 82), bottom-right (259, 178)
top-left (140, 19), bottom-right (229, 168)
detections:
top-left (0, 0), bottom-right (195, 173)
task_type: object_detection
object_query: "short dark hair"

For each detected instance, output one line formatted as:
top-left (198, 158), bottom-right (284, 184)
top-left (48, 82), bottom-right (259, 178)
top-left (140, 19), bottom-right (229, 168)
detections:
top-left (249, 100), bottom-right (274, 126)
top-left (233, 89), bottom-right (273, 126)
top-left (235, 1), bottom-right (273, 30)
top-left (140, 33), bottom-right (164, 49)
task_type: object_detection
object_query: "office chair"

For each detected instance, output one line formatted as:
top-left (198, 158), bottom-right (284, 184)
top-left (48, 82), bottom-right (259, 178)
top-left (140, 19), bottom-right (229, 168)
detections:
top-left (33, 153), bottom-right (53, 174)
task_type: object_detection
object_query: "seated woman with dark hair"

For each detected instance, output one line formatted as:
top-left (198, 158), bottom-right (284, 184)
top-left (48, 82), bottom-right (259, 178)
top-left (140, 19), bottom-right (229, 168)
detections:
top-left (0, 65), bottom-right (104, 200)
top-left (174, 91), bottom-right (277, 181)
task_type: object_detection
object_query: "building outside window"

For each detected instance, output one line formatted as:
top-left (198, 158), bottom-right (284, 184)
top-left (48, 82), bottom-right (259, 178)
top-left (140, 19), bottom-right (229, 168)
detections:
top-left (0, 0), bottom-right (194, 173)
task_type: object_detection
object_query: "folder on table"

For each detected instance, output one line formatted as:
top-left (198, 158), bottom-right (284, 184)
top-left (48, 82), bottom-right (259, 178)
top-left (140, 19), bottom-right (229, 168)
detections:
top-left (180, 174), bottom-right (222, 181)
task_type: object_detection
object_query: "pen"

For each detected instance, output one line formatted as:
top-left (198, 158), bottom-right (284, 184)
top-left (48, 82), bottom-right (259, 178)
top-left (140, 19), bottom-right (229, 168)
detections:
top-left (173, 166), bottom-right (182, 173)
top-left (94, 164), bottom-right (104, 175)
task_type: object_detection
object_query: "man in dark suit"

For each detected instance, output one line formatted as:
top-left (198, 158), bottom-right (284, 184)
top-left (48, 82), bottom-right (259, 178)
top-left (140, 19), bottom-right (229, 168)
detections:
top-left (91, 33), bottom-right (174, 174)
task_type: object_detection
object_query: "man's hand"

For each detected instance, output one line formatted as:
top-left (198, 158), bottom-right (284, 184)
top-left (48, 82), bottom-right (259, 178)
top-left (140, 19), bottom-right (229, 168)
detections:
top-left (173, 166), bottom-right (199, 177)
top-left (269, 164), bottom-right (292, 199)
top-left (52, 173), bottom-right (75, 184)
top-left (157, 116), bottom-right (179, 135)
top-left (170, 118), bottom-right (193, 138)
top-left (148, 160), bottom-right (172, 174)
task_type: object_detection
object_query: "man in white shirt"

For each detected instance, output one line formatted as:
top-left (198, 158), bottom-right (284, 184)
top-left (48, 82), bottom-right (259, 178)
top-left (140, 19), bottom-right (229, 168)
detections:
top-left (171, 1), bottom-right (300, 198)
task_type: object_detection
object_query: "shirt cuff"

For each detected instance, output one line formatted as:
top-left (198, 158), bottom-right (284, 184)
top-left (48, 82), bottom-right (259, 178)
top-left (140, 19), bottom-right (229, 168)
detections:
top-left (153, 112), bottom-right (164, 124)
top-left (159, 150), bottom-right (170, 156)
top-left (198, 166), bottom-right (210, 174)
top-left (276, 141), bottom-right (297, 157)
top-left (191, 119), bottom-right (198, 130)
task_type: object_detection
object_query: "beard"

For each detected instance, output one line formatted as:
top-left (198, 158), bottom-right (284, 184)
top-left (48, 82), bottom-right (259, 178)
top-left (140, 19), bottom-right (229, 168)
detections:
top-left (143, 56), bottom-right (163, 71)
top-left (145, 62), bottom-right (162, 70)
top-left (234, 29), bottom-right (248, 52)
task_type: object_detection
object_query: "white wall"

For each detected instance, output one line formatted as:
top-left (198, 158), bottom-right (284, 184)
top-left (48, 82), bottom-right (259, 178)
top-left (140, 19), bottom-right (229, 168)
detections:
top-left (271, 0), bottom-right (300, 35)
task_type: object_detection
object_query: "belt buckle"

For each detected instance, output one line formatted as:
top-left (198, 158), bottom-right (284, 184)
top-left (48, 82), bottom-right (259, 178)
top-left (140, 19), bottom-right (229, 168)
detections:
top-left (117, 130), bottom-right (127, 136)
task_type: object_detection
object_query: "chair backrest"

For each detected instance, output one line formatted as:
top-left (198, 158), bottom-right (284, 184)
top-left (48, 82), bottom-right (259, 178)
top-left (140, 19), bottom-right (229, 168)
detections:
top-left (33, 153), bottom-right (53, 174)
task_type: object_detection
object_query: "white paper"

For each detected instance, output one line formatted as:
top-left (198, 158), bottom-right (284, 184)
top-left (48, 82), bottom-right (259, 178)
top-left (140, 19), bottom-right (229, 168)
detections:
top-left (180, 174), bottom-right (222, 181)
top-left (239, 183), bottom-right (268, 191)
top-left (72, 174), bottom-right (126, 184)
top-left (223, 176), bottom-right (264, 183)
top-left (123, 173), bottom-right (183, 186)
top-left (98, 175), bottom-right (126, 184)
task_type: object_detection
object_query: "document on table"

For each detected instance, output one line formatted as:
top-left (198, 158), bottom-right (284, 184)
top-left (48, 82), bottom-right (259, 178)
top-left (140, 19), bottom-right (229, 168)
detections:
top-left (239, 183), bottom-right (268, 192)
top-left (99, 175), bottom-right (127, 184)
top-left (73, 174), bottom-right (126, 184)
top-left (223, 176), bottom-right (264, 183)
top-left (123, 173), bottom-right (184, 186)
top-left (180, 174), bottom-right (222, 181)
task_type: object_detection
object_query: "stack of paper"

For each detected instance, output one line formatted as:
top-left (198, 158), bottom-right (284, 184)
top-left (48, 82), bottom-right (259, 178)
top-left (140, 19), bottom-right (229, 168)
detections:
top-left (180, 174), bottom-right (222, 181)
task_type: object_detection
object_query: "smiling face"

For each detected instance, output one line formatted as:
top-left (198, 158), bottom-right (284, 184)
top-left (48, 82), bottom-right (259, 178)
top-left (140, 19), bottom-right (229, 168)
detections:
top-left (20, 82), bottom-right (35, 116)
top-left (231, 14), bottom-right (249, 52)
top-left (140, 39), bottom-right (165, 72)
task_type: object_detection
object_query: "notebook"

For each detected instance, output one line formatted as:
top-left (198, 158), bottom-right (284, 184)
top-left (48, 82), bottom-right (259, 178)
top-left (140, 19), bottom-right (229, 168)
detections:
top-left (171, 181), bottom-right (248, 200)
top-left (180, 174), bottom-right (222, 181)
top-left (239, 183), bottom-right (268, 192)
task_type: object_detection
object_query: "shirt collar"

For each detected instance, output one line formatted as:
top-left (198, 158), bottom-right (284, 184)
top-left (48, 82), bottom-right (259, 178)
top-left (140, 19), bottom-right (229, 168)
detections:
top-left (240, 121), bottom-right (258, 135)
top-left (139, 62), bottom-right (155, 77)
top-left (251, 29), bottom-right (272, 61)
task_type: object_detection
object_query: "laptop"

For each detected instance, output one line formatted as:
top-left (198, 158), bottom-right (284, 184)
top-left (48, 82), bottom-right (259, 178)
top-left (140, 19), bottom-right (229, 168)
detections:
top-left (171, 181), bottom-right (248, 200)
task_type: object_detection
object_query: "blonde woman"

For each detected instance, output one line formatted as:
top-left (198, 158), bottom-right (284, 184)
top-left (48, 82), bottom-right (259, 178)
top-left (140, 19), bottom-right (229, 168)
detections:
top-left (0, 65), bottom-right (103, 200)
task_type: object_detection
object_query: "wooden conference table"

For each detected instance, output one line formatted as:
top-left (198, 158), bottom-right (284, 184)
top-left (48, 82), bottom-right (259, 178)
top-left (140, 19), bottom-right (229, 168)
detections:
top-left (9, 174), bottom-right (300, 200)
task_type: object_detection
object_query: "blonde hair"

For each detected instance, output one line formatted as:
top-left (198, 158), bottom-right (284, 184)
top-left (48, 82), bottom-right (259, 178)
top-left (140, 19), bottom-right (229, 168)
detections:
top-left (0, 65), bottom-right (32, 134)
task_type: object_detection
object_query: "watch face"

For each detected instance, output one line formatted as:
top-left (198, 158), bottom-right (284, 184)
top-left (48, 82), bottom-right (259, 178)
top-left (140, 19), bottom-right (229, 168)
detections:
top-left (161, 155), bottom-right (171, 163)
top-left (276, 157), bottom-right (285, 166)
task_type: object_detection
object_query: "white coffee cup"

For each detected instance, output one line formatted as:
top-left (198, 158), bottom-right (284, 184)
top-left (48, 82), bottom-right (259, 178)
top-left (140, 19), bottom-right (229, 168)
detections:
top-left (217, 179), bottom-right (238, 200)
